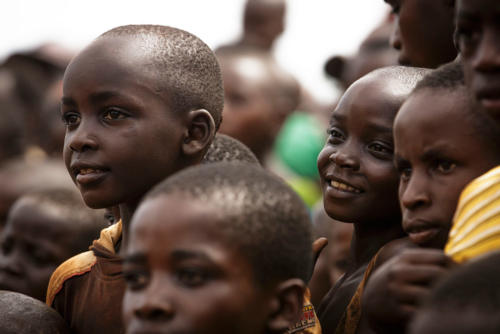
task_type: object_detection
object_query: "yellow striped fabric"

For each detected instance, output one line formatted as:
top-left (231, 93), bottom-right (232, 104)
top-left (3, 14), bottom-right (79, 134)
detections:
top-left (445, 166), bottom-right (500, 263)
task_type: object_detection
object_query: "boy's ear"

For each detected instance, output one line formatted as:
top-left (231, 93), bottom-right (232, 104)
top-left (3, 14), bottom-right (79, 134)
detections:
top-left (182, 109), bottom-right (216, 158)
top-left (266, 279), bottom-right (306, 333)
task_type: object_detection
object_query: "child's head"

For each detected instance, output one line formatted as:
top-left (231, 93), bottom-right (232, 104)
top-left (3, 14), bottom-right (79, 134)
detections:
top-left (0, 290), bottom-right (69, 334)
top-left (0, 188), bottom-right (108, 301)
top-left (61, 25), bottom-right (223, 209)
top-left (409, 251), bottom-right (500, 334)
top-left (384, 0), bottom-right (457, 68)
top-left (202, 133), bottom-right (260, 165)
top-left (242, 0), bottom-right (286, 50)
top-left (325, 14), bottom-right (399, 89)
top-left (217, 49), bottom-right (299, 161)
top-left (317, 66), bottom-right (428, 226)
top-left (123, 162), bottom-right (312, 334)
top-left (394, 62), bottom-right (500, 249)
top-left (456, 0), bottom-right (500, 126)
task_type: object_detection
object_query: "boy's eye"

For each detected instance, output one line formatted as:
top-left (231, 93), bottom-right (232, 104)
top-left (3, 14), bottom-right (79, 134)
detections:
top-left (436, 161), bottom-right (456, 174)
top-left (102, 108), bottom-right (127, 121)
top-left (368, 142), bottom-right (393, 155)
top-left (176, 267), bottom-right (209, 287)
top-left (124, 270), bottom-right (149, 290)
top-left (61, 112), bottom-right (81, 126)
top-left (326, 127), bottom-right (345, 144)
top-left (456, 22), bottom-right (481, 54)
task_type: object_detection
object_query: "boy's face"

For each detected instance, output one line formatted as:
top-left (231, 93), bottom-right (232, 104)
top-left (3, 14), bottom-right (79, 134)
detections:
top-left (394, 89), bottom-right (498, 249)
top-left (317, 77), bottom-right (401, 225)
top-left (456, 0), bottom-right (500, 125)
top-left (123, 196), bottom-right (270, 334)
top-left (384, 0), bottom-right (456, 68)
top-left (219, 57), bottom-right (277, 158)
top-left (61, 36), bottom-right (186, 209)
top-left (0, 198), bottom-right (76, 301)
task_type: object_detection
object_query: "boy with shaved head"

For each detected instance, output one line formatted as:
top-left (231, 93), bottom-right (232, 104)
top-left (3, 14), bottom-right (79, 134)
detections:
top-left (46, 25), bottom-right (223, 334)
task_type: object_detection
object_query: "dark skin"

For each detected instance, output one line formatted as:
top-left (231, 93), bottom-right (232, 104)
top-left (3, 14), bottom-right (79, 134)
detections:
top-left (362, 88), bottom-right (499, 333)
top-left (384, 0), bottom-right (457, 68)
top-left (316, 74), bottom-right (405, 331)
top-left (456, 0), bottom-right (500, 125)
top-left (123, 195), bottom-right (305, 334)
top-left (0, 198), bottom-right (87, 301)
top-left (61, 35), bottom-right (215, 251)
top-left (395, 88), bottom-right (499, 249)
top-left (218, 54), bottom-right (292, 163)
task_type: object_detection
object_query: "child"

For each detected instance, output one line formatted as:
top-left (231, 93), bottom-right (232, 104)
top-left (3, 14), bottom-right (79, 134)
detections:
top-left (383, 0), bottom-right (457, 68)
top-left (216, 48), bottom-right (299, 163)
top-left (362, 62), bottom-right (500, 333)
top-left (122, 162), bottom-right (313, 334)
top-left (0, 188), bottom-right (107, 302)
top-left (202, 133), bottom-right (260, 165)
top-left (46, 25), bottom-right (223, 334)
top-left (0, 290), bottom-right (69, 334)
top-left (409, 251), bottom-right (500, 334)
top-left (218, 0), bottom-right (286, 52)
top-left (316, 66), bottom-right (428, 333)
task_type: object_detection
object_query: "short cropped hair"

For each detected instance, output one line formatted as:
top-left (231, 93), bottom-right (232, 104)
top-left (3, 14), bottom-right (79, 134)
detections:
top-left (414, 61), bottom-right (464, 92)
top-left (409, 251), bottom-right (500, 334)
top-left (146, 162), bottom-right (313, 287)
top-left (19, 188), bottom-right (108, 250)
top-left (202, 134), bottom-right (259, 165)
top-left (100, 25), bottom-right (224, 129)
top-left (411, 62), bottom-right (500, 155)
top-left (0, 291), bottom-right (69, 334)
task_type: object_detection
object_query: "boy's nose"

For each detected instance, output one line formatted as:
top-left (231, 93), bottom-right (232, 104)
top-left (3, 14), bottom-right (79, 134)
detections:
top-left (67, 122), bottom-right (99, 153)
top-left (134, 298), bottom-right (175, 322)
top-left (472, 29), bottom-right (500, 72)
top-left (400, 172), bottom-right (431, 210)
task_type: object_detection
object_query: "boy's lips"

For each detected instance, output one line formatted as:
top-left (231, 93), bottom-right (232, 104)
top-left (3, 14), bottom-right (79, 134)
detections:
top-left (70, 162), bottom-right (110, 186)
top-left (404, 220), bottom-right (441, 246)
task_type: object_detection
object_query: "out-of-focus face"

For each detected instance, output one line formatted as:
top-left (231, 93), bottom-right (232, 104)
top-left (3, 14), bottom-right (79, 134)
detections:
top-left (219, 56), bottom-right (280, 160)
top-left (0, 198), bottom-right (77, 301)
top-left (456, 0), bottom-right (500, 125)
top-left (61, 36), bottom-right (186, 209)
top-left (384, 0), bottom-right (457, 68)
top-left (394, 89), bottom-right (498, 249)
top-left (123, 196), bottom-right (271, 334)
top-left (317, 76), bottom-right (401, 226)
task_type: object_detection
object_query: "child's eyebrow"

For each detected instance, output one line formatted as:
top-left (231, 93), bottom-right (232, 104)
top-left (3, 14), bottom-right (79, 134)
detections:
top-left (123, 253), bottom-right (147, 264)
top-left (421, 144), bottom-right (455, 162)
top-left (171, 250), bottom-right (213, 262)
top-left (89, 91), bottom-right (124, 105)
top-left (330, 113), bottom-right (345, 125)
top-left (61, 97), bottom-right (76, 106)
top-left (366, 123), bottom-right (393, 135)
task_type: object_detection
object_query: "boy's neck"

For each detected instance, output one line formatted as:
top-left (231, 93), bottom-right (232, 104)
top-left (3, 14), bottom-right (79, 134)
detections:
top-left (349, 220), bottom-right (404, 269)
top-left (118, 202), bottom-right (139, 255)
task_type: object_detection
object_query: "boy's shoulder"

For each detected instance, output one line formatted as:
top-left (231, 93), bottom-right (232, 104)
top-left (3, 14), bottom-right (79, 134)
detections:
top-left (46, 250), bottom-right (97, 306)
top-left (46, 221), bottom-right (123, 306)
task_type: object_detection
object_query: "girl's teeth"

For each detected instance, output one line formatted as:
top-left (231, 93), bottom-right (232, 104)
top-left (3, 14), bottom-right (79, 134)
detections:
top-left (80, 168), bottom-right (101, 175)
top-left (330, 180), bottom-right (360, 193)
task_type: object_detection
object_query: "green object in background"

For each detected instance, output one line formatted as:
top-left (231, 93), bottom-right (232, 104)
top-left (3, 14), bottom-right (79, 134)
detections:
top-left (275, 112), bottom-right (326, 179)
top-left (287, 177), bottom-right (322, 208)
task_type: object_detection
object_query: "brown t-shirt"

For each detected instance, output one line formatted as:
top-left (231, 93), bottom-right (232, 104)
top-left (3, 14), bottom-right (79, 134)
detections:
top-left (47, 222), bottom-right (125, 334)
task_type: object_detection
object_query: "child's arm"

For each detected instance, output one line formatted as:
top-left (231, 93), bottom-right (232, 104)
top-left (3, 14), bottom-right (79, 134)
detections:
top-left (361, 248), bottom-right (454, 333)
